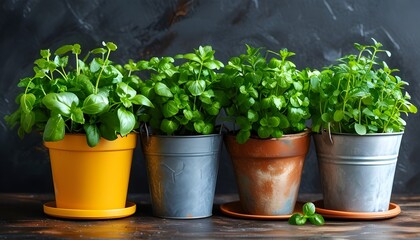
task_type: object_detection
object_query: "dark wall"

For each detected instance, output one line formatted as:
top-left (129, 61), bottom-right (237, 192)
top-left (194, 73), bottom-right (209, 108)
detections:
top-left (1, 0), bottom-right (420, 194)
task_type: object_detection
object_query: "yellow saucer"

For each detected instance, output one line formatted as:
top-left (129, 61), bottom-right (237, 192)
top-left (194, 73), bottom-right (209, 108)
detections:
top-left (43, 201), bottom-right (136, 220)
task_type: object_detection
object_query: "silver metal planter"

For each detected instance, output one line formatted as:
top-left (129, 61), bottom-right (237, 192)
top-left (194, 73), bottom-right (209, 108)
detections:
top-left (313, 132), bottom-right (403, 212)
top-left (141, 134), bottom-right (222, 219)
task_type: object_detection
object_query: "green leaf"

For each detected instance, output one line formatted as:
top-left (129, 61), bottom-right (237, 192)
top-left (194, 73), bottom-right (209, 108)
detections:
top-left (70, 107), bottom-right (85, 124)
top-left (99, 112), bottom-right (119, 140)
top-left (154, 82), bottom-right (173, 97)
top-left (72, 44), bottom-right (81, 54)
top-left (117, 82), bottom-right (137, 98)
top-left (182, 53), bottom-right (201, 63)
top-left (333, 110), bottom-right (344, 122)
top-left (76, 74), bottom-right (95, 95)
top-left (193, 120), bottom-right (205, 133)
top-left (321, 113), bottom-right (331, 122)
top-left (236, 116), bottom-right (252, 130)
top-left (54, 55), bottom-right (68, 68)
top-left (187, 80), bottom-right (206, 96)
top-left (20, 93), bottom-right (36, 113)
top-left (161, 119), bottom-right (179, 134)
top-left (273, 96), bottom-right (283, 110)
top-left (40, 49), bottom-right (51, 58)
top-left (205, 101), bottom-right (221, 116)
top-left (309, 214), bottom-right (325, 226)
top-left (268, 116), bottom-right (280, 127)
top-left (236, 129), bottom-right (251, 144)
top-left (203, 60), bottom-right (224, 70)
top-left (183, 109), bottom-right (193, 120)
top-left (90, 58), bottom-right (102, 73)
top-left (43, 115), bottom-right (65, 141)
top-left (355, 123), bottom-right (367, 135)
top-left (42, 92), bottom-right (79, 117)
top-left (247, 109), bottom-right (259, 122)
top-left (117, 107), bottom-right (135, 136)
top-left (163, 100), bottom-right (179, 118)
top-left (84, 124), bottom-right (100, 147)
top-left (257, 126), bottom-right (273, 138)
top-left (303, 202), bottom-right (316, 216)
top-left (130, 94), bottom-right (154, 108)
top-left (278, 113), bottom-right (290, 129)
top-left (288, 213), bottom-right (306, 225)
top-left (20, 111), bottom-right (35, 133)
top-left (105, 42), bottom-right (117, 51)
top-left (82, 94), bottom-right (109, 114)
top-left (54, 45), bottom-right (73, 55)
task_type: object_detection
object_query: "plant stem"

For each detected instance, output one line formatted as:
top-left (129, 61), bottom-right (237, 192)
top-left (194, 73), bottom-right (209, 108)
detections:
top-left (94, 49), bottom-right (111, 94)
top-left (76, 53), bottom-right (80, 75)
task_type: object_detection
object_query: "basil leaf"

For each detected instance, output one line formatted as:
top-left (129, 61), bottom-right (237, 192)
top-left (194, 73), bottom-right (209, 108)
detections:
top-left (187, 80), bottom-right (206, 96)
top-left (20, 111), bottom-right (35, 133)
top-left (43, 115), bottom-right (65, 141)
top-left (54, 45), bottom-right (73, 55)
top-left (288, 213), bottom-right (306, 225)
top-left (20, 93), bottom-right (36, 113)
top-left (355, 123), bottom-right (367, 135)
top-left (117, 107), bottom-right (135, 136)
top-left (70, 107), bottom-right (85, 124)
top-left (160, 119), bottom-right (178, 134)
top-left (99, 112), bottom-right (119, 140)
top-left (162, 100), bottom-right (179, 118)
top-left (309, 214), bottom-right (325, 226)
top-left (82, 94), bottom-right (109, 114)
top-left (84, 124), bottom-right (100, 147)
top-left (236, 129), bottom-right (251, 144)
top-left (302, 202), bottom-right (316, 216)
top-left (130, 94), bottom-right (154, 108)
top-left (154, 82), bottom-right (173, 97)
top-left (42, 92), bottom-right (79, 117)
top-left (117, 82), bottom-right (137, 98)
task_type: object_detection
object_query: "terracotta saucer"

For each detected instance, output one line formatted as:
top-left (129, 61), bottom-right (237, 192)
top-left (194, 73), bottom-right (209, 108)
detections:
top-left (43, 201), bottom-right (136, 220)
top-left (313, 200), bottom-right (401, 220)
top-left (219, 201), bottom-right (302, 220)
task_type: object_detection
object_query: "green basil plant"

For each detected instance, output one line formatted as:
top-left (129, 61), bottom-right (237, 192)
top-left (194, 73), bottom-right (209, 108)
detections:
top-left (5, 42), bottom-right (154, 147)
top-left (310, 39), bottom-right (417, 135)
top-left (127, 45), bottom-right (225, 135)
top-left (219, 45), bottom-right (311, 144)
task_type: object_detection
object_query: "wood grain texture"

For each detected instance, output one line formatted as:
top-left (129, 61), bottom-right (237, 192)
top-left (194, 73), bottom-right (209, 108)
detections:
top-left (1, 194), bottom-right (419, 239)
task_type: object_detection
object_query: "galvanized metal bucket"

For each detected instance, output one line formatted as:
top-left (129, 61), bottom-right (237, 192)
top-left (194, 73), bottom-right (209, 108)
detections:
top-left (141, 134), bottom-right (222, 219)
top-left (313, 131), bottom-right (403, 212)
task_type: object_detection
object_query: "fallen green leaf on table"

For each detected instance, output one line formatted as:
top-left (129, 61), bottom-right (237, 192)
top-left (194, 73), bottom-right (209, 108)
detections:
top-left (288, 202), bottom-right (325, 226)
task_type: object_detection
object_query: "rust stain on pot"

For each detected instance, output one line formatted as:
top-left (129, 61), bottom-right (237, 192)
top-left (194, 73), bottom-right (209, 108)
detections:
top-left (225, 129), bottom-right (310, 215)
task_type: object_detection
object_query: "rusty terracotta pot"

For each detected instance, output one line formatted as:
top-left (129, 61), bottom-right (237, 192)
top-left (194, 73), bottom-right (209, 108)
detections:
top-left (225, 129), bottom-right (310, 215)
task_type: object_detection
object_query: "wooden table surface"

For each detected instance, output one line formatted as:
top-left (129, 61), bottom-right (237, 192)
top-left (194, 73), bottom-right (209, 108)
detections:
top-left (0, 193), bottom-right (419, 239)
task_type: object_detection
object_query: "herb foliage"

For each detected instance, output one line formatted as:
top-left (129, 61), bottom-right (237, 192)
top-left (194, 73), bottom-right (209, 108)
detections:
top-left (130, 46), bottom-right (224, 135)
top-left (220, 45), bottom-right (310, 144)
top-left (5, 42), bottom-right (153, 147)
top-left (288, 202), bottom-right (325, 226)
top-left (310, 39), bottom-right (417, 134)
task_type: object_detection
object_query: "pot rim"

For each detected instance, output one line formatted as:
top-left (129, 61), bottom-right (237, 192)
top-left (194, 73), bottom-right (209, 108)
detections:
top-left (226, 128), bottom-right (311, 141)
top-left (142, 133), bottom-right (222, 139)
top-left (312, 131), bottom-right (404, 137)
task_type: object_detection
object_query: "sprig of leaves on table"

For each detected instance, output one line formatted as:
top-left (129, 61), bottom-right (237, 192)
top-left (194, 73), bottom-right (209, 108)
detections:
top-left (288, 202), bottom-right (325, 226)
top-left (5, 42), bottom-right (153, 147)
top-left (310, 38), bottom-right (417, 134)
top-left (130, 46), bottom-right (225, 135)
top-left (220, 45), bottom-right (310, 144)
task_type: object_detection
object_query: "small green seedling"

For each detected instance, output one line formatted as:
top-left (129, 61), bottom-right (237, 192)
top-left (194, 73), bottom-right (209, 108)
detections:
top-left (288, 202), bottom-right (325, 226)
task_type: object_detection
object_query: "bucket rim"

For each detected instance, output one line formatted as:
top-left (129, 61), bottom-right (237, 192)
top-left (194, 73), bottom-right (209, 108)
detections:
top-left (312, 131), bottom-right (404, 137)
top-left (144, 133), bottom-right (222, 139)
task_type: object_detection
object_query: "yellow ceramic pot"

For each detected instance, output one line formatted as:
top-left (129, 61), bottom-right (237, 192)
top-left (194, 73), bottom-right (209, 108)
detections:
top-left (44, 133), bottom-right (136, 210)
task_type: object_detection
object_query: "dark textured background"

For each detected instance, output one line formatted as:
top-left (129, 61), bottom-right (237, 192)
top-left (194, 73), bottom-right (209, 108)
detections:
top-left (1, 0), bottom-right (420, 194)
